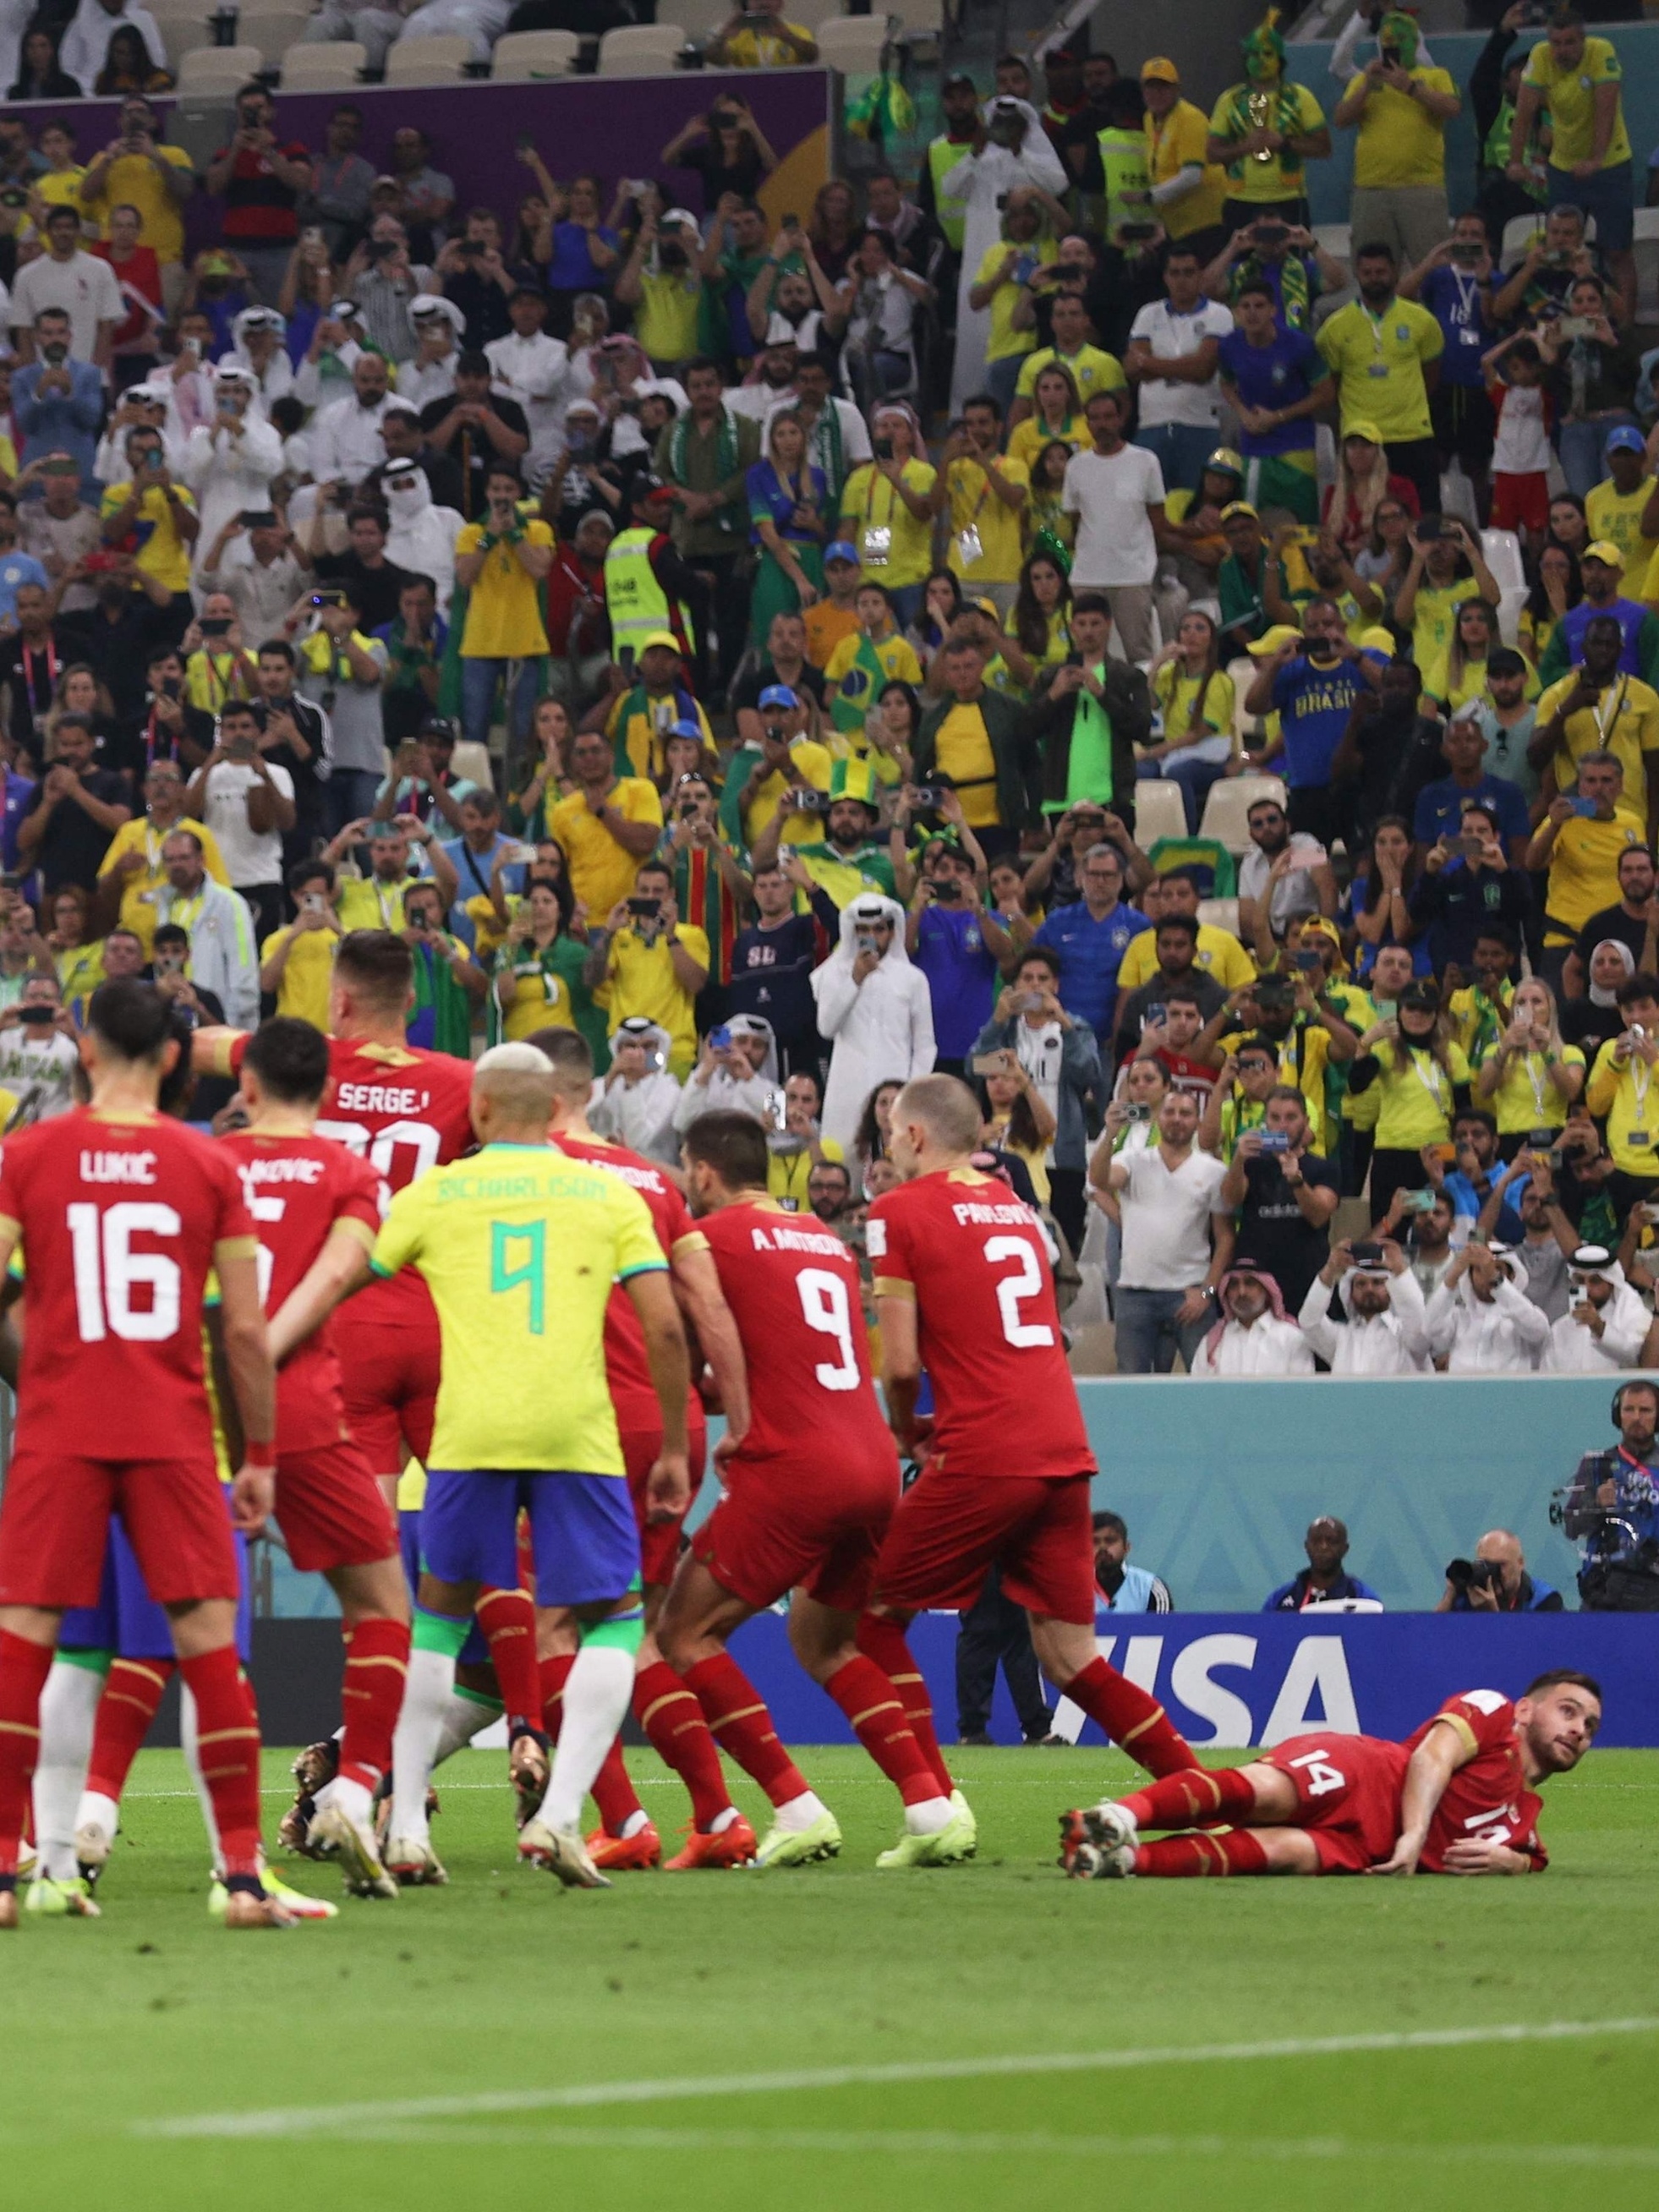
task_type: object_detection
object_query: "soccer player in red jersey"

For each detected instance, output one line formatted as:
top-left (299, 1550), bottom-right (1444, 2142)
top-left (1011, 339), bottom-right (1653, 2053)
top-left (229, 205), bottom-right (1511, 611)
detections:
top-left (863, 1076), bottom-right (1196, 1794)
top-left (0, 980), bottom-right (292, 1930)
top-left (531, 1030), bottom-right (758, 1871)
top-left (221, 1016), bottom-right (413, 1897)
top-left (660, 1112), bottom-right (972, 1868)
top-left (198, 932), bottom-right (545, 1830)
top-left (1061, 1673), bottom-right (1601, 1879)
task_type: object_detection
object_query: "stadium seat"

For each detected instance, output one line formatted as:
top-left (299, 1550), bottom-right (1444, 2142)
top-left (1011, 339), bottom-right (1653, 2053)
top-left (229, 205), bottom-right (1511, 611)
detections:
top-left (1633, 205), bottom-right (1659, 321)
top-left (1310, 221), bottom-right (1350, 263)
top-left (888, 0), bottom-right (947, 41)
top-left (175, 42), bottom-right (263, 87)
top-left (597, 23), bottom-right (684, 73)
top-left (236, 9), bottom-right (311, 62)
top-left (1481, 528), bottom-right (1525, 597)
top-left (385, 34), bottom-right (471, 80)
top-left (153, 14), bottom-right (210, 68)
top-left (279, 38), bottom-right (365, 87)
top-left (815, 15), bottom-right (891, 71)
top-left (1198, 774), bottom-right (1289, 855)
top-left (1131, 779), bottom-right (1189, 851)
top-left (490, 28), bottom-right (579, 76)
top-left (450, 739), bottom-right (496, 789)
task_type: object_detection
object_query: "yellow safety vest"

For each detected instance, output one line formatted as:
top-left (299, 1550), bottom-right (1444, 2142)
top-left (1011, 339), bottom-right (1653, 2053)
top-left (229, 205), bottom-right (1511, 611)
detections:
top-left (604, 526), bottom-right (695, 652)
top-left (928, 136), bottom-right (972, 254)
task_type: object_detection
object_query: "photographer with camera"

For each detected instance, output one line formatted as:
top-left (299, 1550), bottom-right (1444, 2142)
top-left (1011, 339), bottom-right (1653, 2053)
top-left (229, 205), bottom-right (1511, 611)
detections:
top-left (0, 971), bottom-right (79, 1121)
top-left (294, 581), bottom-right (388, 837)
top-left (586, 857), bottom-right (709, 1080)
top-left (1218, 1081), bottom-right (1339, 1315)
top-left (1560, 1377), bottom-right (1659, 1609)
top-left (1436, 1528), bottom-right (1562, 1613)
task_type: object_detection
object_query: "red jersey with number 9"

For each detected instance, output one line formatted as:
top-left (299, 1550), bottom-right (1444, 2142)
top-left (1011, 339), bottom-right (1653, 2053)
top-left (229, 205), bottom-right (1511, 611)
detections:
top-left (217, 1128), bottom-right (386, 1451)
top-left (868, 1167), bottom-right (1094, 1481)
top-left (224, 1033), bottom-right (476, 1328)
top-left (697, 1198), bottom-right (899, 1486)
top-left (0, 1109), bottom-right (256, 1460)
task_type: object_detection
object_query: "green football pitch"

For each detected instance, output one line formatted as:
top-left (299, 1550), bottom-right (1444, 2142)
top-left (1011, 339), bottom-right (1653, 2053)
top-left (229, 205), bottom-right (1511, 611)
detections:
top-left (7, 1744), bottom-right (1657, 2211)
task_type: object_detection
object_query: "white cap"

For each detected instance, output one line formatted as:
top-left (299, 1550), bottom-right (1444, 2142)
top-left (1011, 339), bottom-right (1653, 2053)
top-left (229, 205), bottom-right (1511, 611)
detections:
top-left (408, 293), bottom-right (464, 336)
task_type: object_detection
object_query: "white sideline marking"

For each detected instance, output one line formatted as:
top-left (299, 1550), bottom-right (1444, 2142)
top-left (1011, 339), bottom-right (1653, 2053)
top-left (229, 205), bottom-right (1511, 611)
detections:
top-left (138, 2018), bottom-right (1659, 2140)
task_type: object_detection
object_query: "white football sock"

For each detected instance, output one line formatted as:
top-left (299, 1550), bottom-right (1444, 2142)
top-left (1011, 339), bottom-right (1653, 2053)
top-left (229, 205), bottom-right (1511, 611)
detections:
top-left (903, 1794), bottom-right (954, 1836)
top-left (387, 1646), bottom-right (456, 1845)
top-left (433, 1691), bottom-right (499, 1768)
top-left (74, 1788), bottom-right (120, 1842)
top-left (537, 1645), bottom-right (632, 1835)
top-left (179, 1685), bottom-right (222, 1875)
top-left (773, 1788), bottom-right (830, 1832)
top-left (33, 1660), bottom-right (104, 1881)
top-left (315, 1773), bottom-right (375, 1826)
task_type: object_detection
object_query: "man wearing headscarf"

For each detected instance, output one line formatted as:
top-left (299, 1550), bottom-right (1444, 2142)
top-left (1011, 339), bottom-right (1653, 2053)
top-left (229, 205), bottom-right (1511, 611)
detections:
top-left (940, 96), bottom-right (1069, 413)
top-left (381, 455), bottom-right (463, 613)
top-left (59, 0), bottom-right (164, 92)
top-left (1299, 1234), bottom-right (1432, 1373)
top-left (812, 894), bottom-right (935, 1149)
top-left (1190, 1261), bottom-right (1316, 1376)
top-left (1426, 1240), bottom-right (1550, 1372)
top-left (672, 1012), bottom-right (779, 1136)
top-left (1333, 9), bottom-right (1461, 272)
top-left (1546, 1245), bottom-right (1650, 1372)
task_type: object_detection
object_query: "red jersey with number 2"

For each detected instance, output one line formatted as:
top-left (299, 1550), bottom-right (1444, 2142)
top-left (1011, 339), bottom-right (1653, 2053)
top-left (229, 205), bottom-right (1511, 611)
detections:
top-left (698, 1200), bottom-right (899, 1487)
top-left (868, 1167), bottom-right (1093, 1481)
top-left (1409, 1689), bottom-right (1548, 1873)
top-left (552, 1132), bottom-right (708, 1428)
top-left (227, 1033), bottom-right (476, 1329)
top-left (219, 1129), bottom-right (386, 1452)
top-left (0, 1109), bottom-right (256, 1461)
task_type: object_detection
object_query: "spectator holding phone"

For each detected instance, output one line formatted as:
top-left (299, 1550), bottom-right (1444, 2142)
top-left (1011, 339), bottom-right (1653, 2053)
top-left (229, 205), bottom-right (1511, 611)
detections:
top-left (972, 947), bottom-right (1099, 1253)
top-left (1299, 1237), bottom-right (1432, 1372)
top-left (586, 857), bottom-right (709, 1079)
top-left (906, 832), bottom-right (1012, 1076)
top-left (1103, 1084), bottom-right (1232, 1373)
top-left (1409, 797), bottom-right (1531, 977)
top-left (1476, 975), bottom-right (1586, 1147)
top-left (1218, 1081), bottom-right (1339, 1314)
top-left (1526, 749), bottom-right (1645, 973)
top-left (183, 698), bottom-right (294, 942)
top-left (0, 972), bottom-right (79, 1121)
top-left (1347, 977), bottom-right (1471, 1218)
top-left (1426, 1240), bottom-right (1551, 1372)
top-left (1532, 613), bottom-right (1659, 835)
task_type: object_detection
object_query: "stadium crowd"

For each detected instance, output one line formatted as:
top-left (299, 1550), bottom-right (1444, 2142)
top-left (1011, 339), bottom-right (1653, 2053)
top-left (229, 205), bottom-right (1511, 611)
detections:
top-left (3, 6), bottom-right (1659, 1415)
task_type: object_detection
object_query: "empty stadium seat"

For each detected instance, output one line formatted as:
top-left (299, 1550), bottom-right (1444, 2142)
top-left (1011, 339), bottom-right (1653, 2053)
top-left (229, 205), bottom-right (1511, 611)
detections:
top-left (279, 38), bottom-right (365, 87)
top-left (597, 23), bottom-right (684, 73)
top-left (235, 9), bottom-right (311, 63)
top-left (490, 28), bottom-right (580, 76)
top-left (1197, 773), bottom-right (1289, 854)
top-left (815, 14), bottom-right (890, 70)
top-left (175, 42), bottom-right (263, 87)
top-left (385, 33), bottom-right (471, 80)
top-left (1130, 778), bottom-right (1189, 850)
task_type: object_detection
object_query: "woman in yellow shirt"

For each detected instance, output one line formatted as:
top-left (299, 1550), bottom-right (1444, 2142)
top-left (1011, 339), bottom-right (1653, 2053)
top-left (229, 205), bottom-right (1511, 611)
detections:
top-left (490, 880), bottom-right (580, 1043)
top-left (46, 886), bottom-right (104, 1008)
top-left (838, 402), bottom-right (937, 630)
top-left (1007, 363), bottom-right (1087, 473)
top-left (978, 1050), bottom-right (1056, 1206)
top-left (1475, 977), bottom-right (1585, 1150)
top-left (1441, 598), bottom-right (1538, 713)
top-left (1349, 979), bottom-right (1472, 1217)
top-left (1138, 610), bottom-right (1237, 832)
top-left (1026, 439), bottom-right (1076, 556)
top-left (1518, 543), bottom-right (1579, 671)
top-left (997, 549), bottom-right (1071, 699)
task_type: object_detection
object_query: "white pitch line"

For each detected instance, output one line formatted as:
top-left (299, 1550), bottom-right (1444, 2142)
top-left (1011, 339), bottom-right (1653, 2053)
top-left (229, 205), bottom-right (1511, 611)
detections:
top-left (338, 2123), bottom-right (1659, 2170)
top-left (138, 2017), bottom-right (1659, 2141)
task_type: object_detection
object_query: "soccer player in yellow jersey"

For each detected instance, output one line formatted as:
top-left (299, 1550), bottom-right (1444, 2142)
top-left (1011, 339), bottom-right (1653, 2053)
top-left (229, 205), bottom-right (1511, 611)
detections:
top-left (373, 1043), bottom-right (692, 1891)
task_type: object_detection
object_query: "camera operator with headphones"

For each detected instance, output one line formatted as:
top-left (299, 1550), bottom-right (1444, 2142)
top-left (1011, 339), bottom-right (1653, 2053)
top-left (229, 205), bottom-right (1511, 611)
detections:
top-left (1558, 1377), bottom-right (1659, 1612)
top-left (1433, 1527), bottom-right (1563, 1612)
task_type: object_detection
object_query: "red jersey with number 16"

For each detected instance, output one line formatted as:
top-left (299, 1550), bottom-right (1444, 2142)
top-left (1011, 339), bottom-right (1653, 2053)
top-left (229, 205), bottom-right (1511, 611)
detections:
top-left (698, 1198), bottom-right (899, 1486)
top-left (868, 1167), bottom-right (1094, 1481)
top-left (0, 1109), bottom-right (256, 1461)
top-left (218, 1129), bottom-right (386, 1452)
top-left (551, 1131), bottom-right (708, 1428)
top-left (220, 1032), bottom-right (476, 1328)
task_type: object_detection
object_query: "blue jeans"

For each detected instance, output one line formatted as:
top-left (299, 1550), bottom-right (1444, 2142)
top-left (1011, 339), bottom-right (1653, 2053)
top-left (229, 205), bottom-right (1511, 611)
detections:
top-left (1114, 1284), bottom-right (1212, 1374)
top-left (461, 655), bottom-right (541, 777)
top-left (1133, 423), bottom-right (1218, 498)
top-left (985, 353), bottom-right (1024, 418)
top-left (1558, 414), bottom-right (1636, 502)
top-left (325, 766), bottom-right (383, 838)
top-left (1137, 751), bottom-right (1227, 834)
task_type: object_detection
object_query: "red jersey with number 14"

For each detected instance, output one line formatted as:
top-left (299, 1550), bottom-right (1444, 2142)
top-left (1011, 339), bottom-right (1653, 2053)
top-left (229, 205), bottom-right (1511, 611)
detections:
top-left (552, 1131), bottom-right (708, 1427)
top-left (0, 1109), bottom-right (256, 1461)
top-left (222, 1032), bottom-right (476, 1328)
top-left (698, 1199), bottom-right (899, 1486)
top-left (218, 1129), bottom-right (385, 1452)
top-left (868, 1167), bottom-right (1093, 1481)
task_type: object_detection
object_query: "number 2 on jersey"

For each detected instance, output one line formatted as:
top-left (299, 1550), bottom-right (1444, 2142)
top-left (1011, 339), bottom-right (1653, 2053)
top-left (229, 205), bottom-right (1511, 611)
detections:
top-left (984, 1234), bottom-right (1054, 1349)
top-left (796, 1266), bottom-right (859, 1391)
top-left (68, 1201), bottom-right (183, 1344)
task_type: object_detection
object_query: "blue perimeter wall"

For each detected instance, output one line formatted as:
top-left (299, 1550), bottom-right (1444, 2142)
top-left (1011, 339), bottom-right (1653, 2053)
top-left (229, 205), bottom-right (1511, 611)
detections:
top-left (1288, 26), bottom-right (1659, 228)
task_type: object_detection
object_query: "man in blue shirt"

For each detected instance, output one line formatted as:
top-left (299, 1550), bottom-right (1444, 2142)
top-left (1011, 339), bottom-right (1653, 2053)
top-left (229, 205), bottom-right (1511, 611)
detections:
top-left (1536, 541), bottom-right (1659, 689)
top-left (1032, 838), bottom-right (1148, 1046)
top-left (1216, 279), bottom-right (1333, 525)
top-left (439, 786), bottom-right (523, 944)
top-left (0, 498), bottom-right (48, 625)
top-left (1410, 715), bottom-right (1532, 862)
top-left (1563, 1377), bottom-right (1659, 1608)
top-left (1407, 215), bottom-right (1498, 500)
top-left (1264, 1516), bottom-right (1380, 1611)
top-left (908, 839), bottom-right (1013, 1075)
top-left (12, 309), bottom-right (104, 496)
top-left (1244, 598), bottom-right (1387, 846)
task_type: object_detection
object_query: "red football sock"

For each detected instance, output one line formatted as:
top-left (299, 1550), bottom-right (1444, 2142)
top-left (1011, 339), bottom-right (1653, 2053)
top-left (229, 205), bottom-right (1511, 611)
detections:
top-left (475, 1585), bottom-right (541, 1738)
top-left (856, 1615), bottom-right (951, 1794)
top-left (589, 1734), bottom-right (647, 1836)
top-left (1134, 1829), bottom-right (1269, 1878)
top-left (85, 1656), bottom-right (174, 1802)
top-left (1061, 1657), bottom-right (1194, 1778)
top-left (0, 1630), bottom-right (53, 1881)
top-left (824, 1655), bottom-right (941, 1809)
top-left (634, 1659), bottom-right (731, 1830)
top-left (539, 1651), bottom-right (574, 1741)
top-left (1120, 1766), bottom-right (1257, 1831)
top-left (338, 1618), bottom-right (409, 1793)
top-left (683, 1652), bottom-right (809, 1809)
top-left (178, 1645), bottom-right (263, 1882)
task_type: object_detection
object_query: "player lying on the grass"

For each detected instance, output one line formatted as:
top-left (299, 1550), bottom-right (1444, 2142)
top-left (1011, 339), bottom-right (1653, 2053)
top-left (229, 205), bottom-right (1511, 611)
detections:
top-left (658, 1110), bottom-right (974, 1870)
top-left (371, 1043), bottom-right (693, 1892)
top-left (0, 983), bottom-right (304, 1930)
top-left (1060, 1673), bottom-right (1602, 1879)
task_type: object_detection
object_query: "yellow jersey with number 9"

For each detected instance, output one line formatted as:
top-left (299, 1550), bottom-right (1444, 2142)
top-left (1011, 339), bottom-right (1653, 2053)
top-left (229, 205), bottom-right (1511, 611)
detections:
top-left (370, 1141), bottom-right (666, 1472)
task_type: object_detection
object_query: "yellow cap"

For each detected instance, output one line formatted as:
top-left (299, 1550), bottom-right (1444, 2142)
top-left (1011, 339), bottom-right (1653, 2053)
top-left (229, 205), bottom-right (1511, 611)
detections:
top-left (640, 630), bottom-right (682, 652)
top-left (1141, 56), bottom-right (1179, 83)
top-left (1247, 623), bottom-right (1304, 656)
top-left (1206, 447), bottom-right (1245, 478)
top-left (1341, 420), bottom-right (1384, 446)
top-left (1220, 500), bottom-right (1259, 523)
top-left (1584, 539), bottom-right (1625, 570)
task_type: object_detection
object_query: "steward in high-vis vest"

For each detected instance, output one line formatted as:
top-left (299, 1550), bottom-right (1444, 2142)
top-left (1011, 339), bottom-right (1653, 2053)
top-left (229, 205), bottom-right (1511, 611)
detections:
top-left (918, 70), bottom-right (981, 300)
top-left (603, 476), bottom-right (700, 671)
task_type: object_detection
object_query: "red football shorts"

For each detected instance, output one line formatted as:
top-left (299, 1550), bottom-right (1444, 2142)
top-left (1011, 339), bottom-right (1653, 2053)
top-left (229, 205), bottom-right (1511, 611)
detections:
top-left (621, 1417), bottom-right (707, 1586)
top-left (1488, 471), bottom-right (1549, 537)
top-left (1261, 1730), bottom-right (1410, 1874)
top-left (693, 1456), bottom-right (897, 1615)
top-left (339, 1312), bottom-right (439, 1473)
top-left (275, 1437), bottom-right (400, 1574)
top-left (872, 1467), bottom-right (1096, 1622)
top-left (0, 1448), bottom-right (238, 1609)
